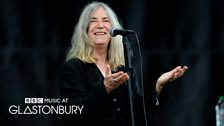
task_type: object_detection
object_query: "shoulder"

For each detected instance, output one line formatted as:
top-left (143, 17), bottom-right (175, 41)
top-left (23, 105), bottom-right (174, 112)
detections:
top-left (63, 58), bottom-right (83, 66)
top-left (60, 58), bottom-right (84, 72)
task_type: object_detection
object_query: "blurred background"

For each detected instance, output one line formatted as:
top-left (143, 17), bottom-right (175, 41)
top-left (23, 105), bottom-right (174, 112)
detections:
top-left (0, 0), bottom-right (224, 126)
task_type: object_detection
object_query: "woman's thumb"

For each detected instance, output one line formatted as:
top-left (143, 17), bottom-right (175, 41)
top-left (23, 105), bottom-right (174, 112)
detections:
top-left (105, 64), bottom-right (111, 76)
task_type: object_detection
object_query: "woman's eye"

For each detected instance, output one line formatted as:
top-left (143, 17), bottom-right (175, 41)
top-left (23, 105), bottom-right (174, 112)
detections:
top-left (104, 20), bottom-right (110, 22)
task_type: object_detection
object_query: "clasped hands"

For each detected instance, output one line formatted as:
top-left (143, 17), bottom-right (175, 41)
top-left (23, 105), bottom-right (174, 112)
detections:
top-left (104, 65), bottom-right (188, 94)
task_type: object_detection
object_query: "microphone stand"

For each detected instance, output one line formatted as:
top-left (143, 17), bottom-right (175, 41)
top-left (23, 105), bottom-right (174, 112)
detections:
top-left (122, 35), bottom-right (135, 126)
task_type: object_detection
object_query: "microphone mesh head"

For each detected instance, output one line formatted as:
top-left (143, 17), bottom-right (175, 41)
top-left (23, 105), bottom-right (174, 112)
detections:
top-left (109, 27), bottom-right (116, 37)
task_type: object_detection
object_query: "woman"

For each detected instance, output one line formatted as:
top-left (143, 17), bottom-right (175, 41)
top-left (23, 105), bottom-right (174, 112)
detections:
top-left (59, 1), bottom-right (188, 126)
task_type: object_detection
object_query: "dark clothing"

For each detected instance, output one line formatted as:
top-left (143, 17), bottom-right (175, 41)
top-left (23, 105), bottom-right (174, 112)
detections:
top-left (59, 58), bottom-right (167, 126)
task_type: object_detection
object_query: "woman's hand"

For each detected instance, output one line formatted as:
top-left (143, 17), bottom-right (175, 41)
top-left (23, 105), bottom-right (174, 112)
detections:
top-left (156, 66), bottom-right (188, 94)
top-left (104, 65), bottom-right (129, 93)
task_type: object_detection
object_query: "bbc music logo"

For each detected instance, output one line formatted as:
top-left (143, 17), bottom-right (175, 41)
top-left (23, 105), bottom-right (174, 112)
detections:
top-left (24, 97), bottom-right (66, 104)
top-left (9, 97), bottom-right (84, 115)
top-left (25, 98), bottom-right (43, 104)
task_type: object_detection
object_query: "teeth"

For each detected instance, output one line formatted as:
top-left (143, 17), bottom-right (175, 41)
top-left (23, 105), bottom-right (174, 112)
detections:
top-left (94, 32), bottom-right (106, 35)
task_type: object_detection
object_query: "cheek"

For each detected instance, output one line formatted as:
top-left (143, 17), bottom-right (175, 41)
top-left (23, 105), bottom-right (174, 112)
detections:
top-left (87, 28), bottom-right (90, 37)
top-left (87, 26), bottom-right (92, 33)
top-left (87, 26), bottom-right (94, 38)
top-left (87, 23), bottom-right (94, 32)
top-left (105, 23), bottom-right (112, 29)
top-left (87, 32), bottom-right (94, 41)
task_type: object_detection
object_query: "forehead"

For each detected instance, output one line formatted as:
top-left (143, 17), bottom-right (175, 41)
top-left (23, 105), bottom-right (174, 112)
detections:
top-left (91, 7), bottom-right (108, 17)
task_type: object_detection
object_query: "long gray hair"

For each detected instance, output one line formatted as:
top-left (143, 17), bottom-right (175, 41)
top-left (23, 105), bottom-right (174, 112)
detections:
top-left (66, 1), bottom-right (124, 71)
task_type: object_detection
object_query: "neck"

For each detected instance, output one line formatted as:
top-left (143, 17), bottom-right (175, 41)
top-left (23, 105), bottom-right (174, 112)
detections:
top-left (93, 47), bottom-right (109, 77)
top-left (93, 47), bottom-right (108, 64)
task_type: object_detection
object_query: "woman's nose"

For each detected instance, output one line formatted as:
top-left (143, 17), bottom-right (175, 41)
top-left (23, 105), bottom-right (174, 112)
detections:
top-left (96, 21), bottom-right (104, 28)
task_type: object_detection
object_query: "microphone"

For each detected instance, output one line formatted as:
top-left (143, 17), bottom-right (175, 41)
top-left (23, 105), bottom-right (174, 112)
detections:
top-left (109, 27), bottom-right (135, 37)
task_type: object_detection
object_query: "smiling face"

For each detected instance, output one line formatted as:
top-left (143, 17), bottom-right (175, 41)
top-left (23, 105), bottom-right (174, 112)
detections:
top-left (88, 7), bottom-right (112, 48)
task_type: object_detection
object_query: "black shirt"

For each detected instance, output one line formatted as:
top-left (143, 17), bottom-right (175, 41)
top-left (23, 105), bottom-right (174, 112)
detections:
top-left (59, 58), bottom-right (166, 126)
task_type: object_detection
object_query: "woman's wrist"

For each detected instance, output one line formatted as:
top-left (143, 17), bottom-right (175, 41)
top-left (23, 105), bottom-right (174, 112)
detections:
top-left (155, 82), bottom-right (163, 95)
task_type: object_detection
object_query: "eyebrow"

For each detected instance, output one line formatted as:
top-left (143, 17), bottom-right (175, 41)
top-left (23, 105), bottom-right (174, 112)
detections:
top-left (91, 17), bottom-right (109, 20)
